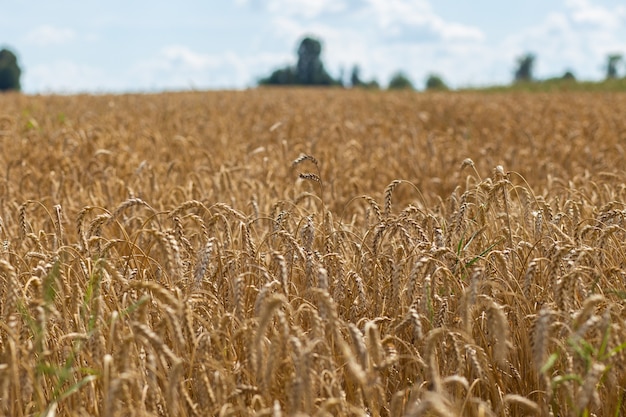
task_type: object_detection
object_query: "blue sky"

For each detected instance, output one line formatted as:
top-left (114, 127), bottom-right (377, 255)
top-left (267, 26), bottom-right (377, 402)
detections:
top-left (2, 0), bottom-right (626, 93)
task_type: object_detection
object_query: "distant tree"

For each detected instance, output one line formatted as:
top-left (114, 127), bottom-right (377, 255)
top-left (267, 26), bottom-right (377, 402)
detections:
top-left (350, 65), bottom-right (379, 89)
top-left (425, 73), bottom-right (448, 91)
top-left (514, 53), bottom-right (535, 83)
top-left (260, 67), bottom-right (297, 85)
top-left (259, 36), bottom-right (339, 86)
top-left (0, 48), bottom-right (21, 92)
top-left (606, 54), bottom-right (622, 79)
top-left (561, 70), bottom-right (576, 81)
top-left (388, 72), bottom-right (414, 90)
top-left (350, 65), bottom-right (364, 87)
top-left (296, 37), bottom-right (330, 85)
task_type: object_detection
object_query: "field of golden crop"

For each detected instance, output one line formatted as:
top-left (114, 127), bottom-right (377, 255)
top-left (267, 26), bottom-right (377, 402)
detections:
top-left (1, 88), bottom-right (626, 416)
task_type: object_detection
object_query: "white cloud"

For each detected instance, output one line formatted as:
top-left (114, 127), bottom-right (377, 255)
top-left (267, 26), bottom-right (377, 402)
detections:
top-left (266, 0), bottom-right (348, 19)
top-left (238, 0), bottom-right (483, 42)
top-left (129, 46), bottom-right (293, 90)
top-left (365, 0), bottom-right (484, 43)
top-left (433, 20), bottom-right (485, 42)
top-left (24, 61), bottom-right (108, 93)
top-left (236, 0), bottom-right (350, 19)
top-left (17, 0), bottom-right (626, 93)
top-left (269, 16), bottom-right (352, 48)
top-left (365, 0), bottom-right (431, 26)
top-left (24, 25), bottom-right (76, 46)
top-left (24, 48), bottom-right (284, 93)
top-left (566, 0), bottom-right (626, 29)
top-left (497, 3), bottom-right (626, 82)
top-left (160, 46), bottom-right (224, 71)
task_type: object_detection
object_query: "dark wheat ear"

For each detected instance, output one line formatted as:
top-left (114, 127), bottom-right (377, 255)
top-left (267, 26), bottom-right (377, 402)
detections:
top-left (292, 154), bottom-right (319, 168)
top-left (293, 154), bottom-right (324, 193)
top-left (298, 172), bottom-right (321, 184)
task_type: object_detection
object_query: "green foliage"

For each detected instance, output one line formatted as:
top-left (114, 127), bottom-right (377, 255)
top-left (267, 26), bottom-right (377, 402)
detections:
top-left (350, 65), bottom-right (379, 89)
top-left (259, 67), bottom-right (297, 85)
top-left (514, 53), bottom-right (535, 83)
top-left (0, 48), bottom-right (21, 91)
top-left (425, 73), bottom-right (448, 91)
top-left (19, 258), bottom-right (100, 414)
top-left (541, 70), bottom-right (577, 86)
top-left (259, 37), bottom-right (340, 86)
top-left (606, 54), bottom-right (622, 79)
top-left (538, 319), bottom-right (623, 417)
top-left (387, 72), bottom-right (414, 90)
top-left (562, 70), bottom-right (576, 81)
top-left (296, 37), bottom-right (332, 85)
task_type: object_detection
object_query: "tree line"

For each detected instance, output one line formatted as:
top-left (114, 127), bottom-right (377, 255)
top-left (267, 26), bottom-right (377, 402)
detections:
top-left (261, 37), bottom-right (626, 90)
top-left (258, 37), bottom-right (444, 91)
top-left (1, 37), bottom-right (626, 92)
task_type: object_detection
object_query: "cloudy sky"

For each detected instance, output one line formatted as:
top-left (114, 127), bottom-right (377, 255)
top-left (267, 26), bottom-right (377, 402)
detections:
top-left (2, 0), bottom-right (626, 93)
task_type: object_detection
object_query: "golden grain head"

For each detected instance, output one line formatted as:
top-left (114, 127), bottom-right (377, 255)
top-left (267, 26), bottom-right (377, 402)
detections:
top-left (1, 89), bottom-right (625, 416)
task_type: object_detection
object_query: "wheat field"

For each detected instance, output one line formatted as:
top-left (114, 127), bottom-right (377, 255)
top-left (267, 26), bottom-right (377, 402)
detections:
top-left (1, 88), bottom-right (626, 416)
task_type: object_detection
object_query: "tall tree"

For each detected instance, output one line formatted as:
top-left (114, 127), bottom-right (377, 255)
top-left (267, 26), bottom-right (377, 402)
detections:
top-left (514, 53), bottom-right (535, 83)
top-left (350, 65), bottom-right (364, 87)
top-left (606, 54), bottom-right (622, 79)
top-left (259, 36), bottom-right (338, 86)
top-left (425, 73), bottom-right (448, 91)
top-left (0, 48), bottom-right (21, 92)
top-left (388, 72), bottom-right (414, 90)
top-left (296, 37), bottom-right (334, 85)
